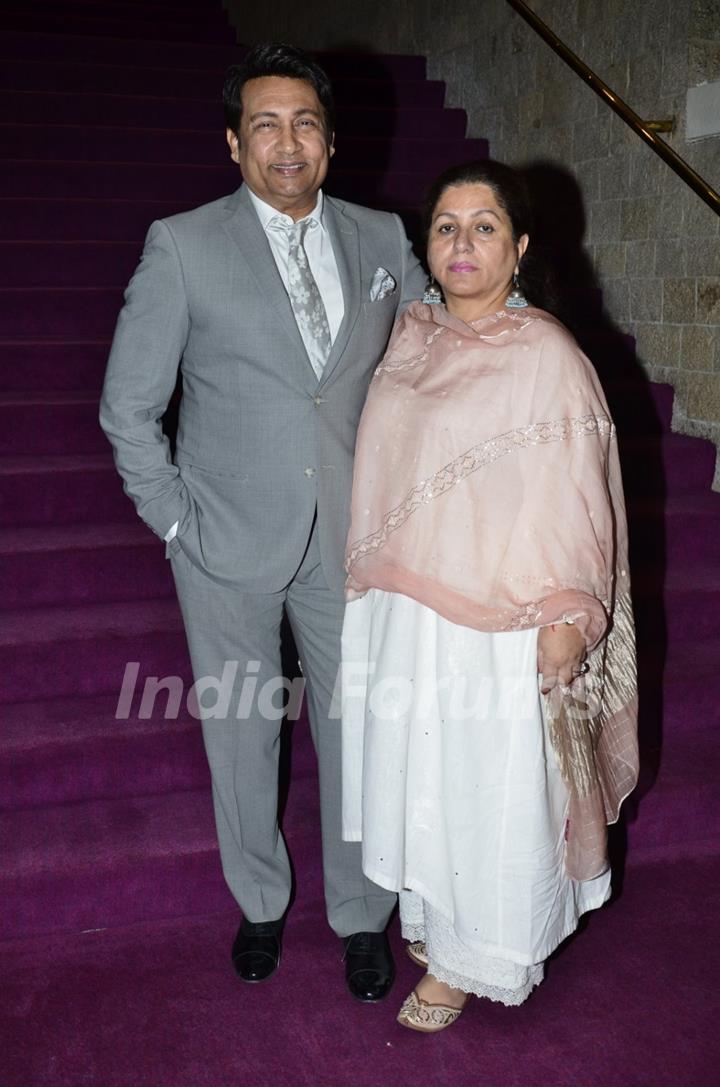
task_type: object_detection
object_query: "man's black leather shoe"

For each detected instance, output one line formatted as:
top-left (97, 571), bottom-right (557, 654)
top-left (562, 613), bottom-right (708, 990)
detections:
top-left (231, 918), bottom-right (282, 983)
top-left (343, 930), bottom-right (395, 1002)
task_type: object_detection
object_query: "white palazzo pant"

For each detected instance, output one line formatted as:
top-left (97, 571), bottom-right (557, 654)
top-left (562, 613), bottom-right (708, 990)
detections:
top-left (341, 590), bottom-right (610, 1005)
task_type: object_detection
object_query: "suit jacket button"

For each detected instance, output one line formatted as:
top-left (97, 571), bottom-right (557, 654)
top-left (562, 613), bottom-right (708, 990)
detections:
top-left (304, 467), bottom-right (316, 477)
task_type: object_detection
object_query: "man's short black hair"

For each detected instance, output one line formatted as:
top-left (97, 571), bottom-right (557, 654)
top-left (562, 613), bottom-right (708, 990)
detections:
top-left (223, 43), bottom-right (335, 142)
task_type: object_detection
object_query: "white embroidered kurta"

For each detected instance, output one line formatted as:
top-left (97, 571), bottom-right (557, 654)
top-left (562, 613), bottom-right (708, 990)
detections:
top-left (342, 589), bottom-right (611, 977)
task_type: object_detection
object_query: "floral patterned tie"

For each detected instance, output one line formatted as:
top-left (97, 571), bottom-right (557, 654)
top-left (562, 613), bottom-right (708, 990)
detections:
top-left (281, 217), bottom-right (332, 380)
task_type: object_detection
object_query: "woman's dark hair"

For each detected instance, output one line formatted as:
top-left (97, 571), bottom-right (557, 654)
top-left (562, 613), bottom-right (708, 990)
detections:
top-left (223, 43), bottom-right (335, 142)
top-left (423, 159), bottom-right (559, 314)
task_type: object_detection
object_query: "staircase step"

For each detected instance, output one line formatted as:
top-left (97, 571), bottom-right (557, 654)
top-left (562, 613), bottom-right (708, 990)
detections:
top-left (662, 585), bottom-right (720, 643)
top-left (619, 433), bottom-right (717, 495)
top-left (0, 693), bottom-right (209, 811)
top-left (0, 786), bottom-right (229, 938)
top-left (14, 0), bottom-right (218, 6)
top-left (0, 91), bottom-right (465, 139)
top-left (0, 288), bottom-right (124, 339)
top-left (0, 342), bottom-right (110, 392)
top-left (0, 392), bottom-right (106, 455)
top-left (0, 597), bottom-right (190, 703)
top-left (663, 559), bottom-right (720, 595)
top-left (3, 15), bottom-right (231, 45)
top-left (4, 0), bottom-right (232, 17)
top-left (0, 30), bottom-right (238, 66)
top-left (628, 490), bottom-right (720, 567)
top-left (0, 242), bottom-right (141, 288)
top-left (2, 1), bottom-right (228, 38)
top-left (2, 158), bottom-right (239, 202)
top-left (0, 57), bottom-right (229, 98)
top-left (623, 723), bottom-right (720, 864)
top-left (662, 635), bottom-right (720, 680)
top-left (0, 453), bottom-right (130, 526)
top-left (0, 198), bottom-right (192, 241)
top-left (1, 32), bottom-right (428, 80)
top-left (640, 641), bottom-right (720, 744)
top-left (1, 160), bottom-right (473, 205)
top-left (0, 685), bottom-right (313, 812)
top-left (604, 379), bottom-right (674, 433)
top-left (0, 739), bottom-right (326, 938)
top-left (15, 0), bottom-right (234, 8)
top-left (661, 672), bottom-right (720, 736)
top-left (0, 59), bottom-right (447, 107)
top-left (0, 521), bottom-right (173, 609)
top-left (0, 126), bottom-right (485, 177)
top-left (581, 329), bottom-right (639, 381)
top-left (647, 639), bottom-right (720, 734)
top-left (632, 570), bottom-right (720, 646)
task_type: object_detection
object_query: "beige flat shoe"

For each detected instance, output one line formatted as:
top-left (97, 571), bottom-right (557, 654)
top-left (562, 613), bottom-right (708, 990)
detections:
top-left (396, 988), bottom-right (467, 1033)
top-left (406, 941), bottom-right (428, 967)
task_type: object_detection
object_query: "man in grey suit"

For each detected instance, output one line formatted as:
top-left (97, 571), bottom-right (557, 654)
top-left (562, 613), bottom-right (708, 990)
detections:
top-left (100, 43), bottom-right (425, 1000)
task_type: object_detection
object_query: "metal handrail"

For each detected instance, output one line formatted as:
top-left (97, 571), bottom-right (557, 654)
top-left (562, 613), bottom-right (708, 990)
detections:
top-left (505, 0), bottom-right (720, 216)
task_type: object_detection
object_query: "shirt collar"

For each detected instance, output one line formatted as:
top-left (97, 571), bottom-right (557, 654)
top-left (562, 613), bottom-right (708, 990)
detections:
top-left (247, 187), bottom-right (325, 232)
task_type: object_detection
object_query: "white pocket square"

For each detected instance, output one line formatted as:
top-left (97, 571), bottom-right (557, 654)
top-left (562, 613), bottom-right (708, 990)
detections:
top-left (369, 267), bottom-right (397, 301)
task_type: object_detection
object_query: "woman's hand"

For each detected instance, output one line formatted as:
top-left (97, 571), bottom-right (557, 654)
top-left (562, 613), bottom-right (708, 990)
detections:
top-left (537, 623), bottom-right (587, 694)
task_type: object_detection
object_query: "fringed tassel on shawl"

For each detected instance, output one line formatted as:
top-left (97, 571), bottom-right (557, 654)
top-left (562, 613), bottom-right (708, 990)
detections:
top-left (545, 589), bottom-right (638, 880)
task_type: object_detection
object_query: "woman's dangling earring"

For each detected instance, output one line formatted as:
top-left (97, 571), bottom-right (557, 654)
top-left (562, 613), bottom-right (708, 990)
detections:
top-left (505, 272), bottom-right (528, 309)
top-left (423, 276), bottom-right (443, 305)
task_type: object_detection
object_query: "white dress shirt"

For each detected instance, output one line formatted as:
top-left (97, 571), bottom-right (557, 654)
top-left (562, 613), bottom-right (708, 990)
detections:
top-left (164, 187), bottom-right (345, 543)
top-left (248, 187), bottom-right (345, 344)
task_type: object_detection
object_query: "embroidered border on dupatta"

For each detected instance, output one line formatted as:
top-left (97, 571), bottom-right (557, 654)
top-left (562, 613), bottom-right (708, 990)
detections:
top-left (346, 414), bottom-right (616, 574)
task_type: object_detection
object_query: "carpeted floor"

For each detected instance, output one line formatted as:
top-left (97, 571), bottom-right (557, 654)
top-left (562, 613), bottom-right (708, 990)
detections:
top-left (3, 856), bottom-right (719, 1086)
top-left (1, 1), bottom-right (719, 1084)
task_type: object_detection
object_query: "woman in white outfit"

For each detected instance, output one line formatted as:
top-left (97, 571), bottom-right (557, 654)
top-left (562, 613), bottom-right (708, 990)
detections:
top-left (341, 160), bottom-right (638, 1032)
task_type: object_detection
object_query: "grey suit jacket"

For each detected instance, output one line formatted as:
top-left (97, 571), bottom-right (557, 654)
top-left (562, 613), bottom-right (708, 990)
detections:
top-left (100, 184), bottom-right (425, 592)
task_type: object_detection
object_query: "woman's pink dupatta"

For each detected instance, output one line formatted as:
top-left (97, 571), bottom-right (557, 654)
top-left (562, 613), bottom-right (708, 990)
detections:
top-left (346, 302), bottom-right (639, 880)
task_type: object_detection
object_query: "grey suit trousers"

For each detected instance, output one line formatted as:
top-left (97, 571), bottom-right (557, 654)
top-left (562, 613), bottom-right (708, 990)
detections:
top-left (168, 517), bottom-right (396, 936)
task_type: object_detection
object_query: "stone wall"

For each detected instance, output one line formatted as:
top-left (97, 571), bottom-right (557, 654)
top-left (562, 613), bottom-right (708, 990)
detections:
top-left (225, 0), bottom-right (720, 483)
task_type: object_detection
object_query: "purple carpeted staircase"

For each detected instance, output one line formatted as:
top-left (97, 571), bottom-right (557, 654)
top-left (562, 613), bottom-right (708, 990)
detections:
top-left (2, 3), bottom-right (719, 1084)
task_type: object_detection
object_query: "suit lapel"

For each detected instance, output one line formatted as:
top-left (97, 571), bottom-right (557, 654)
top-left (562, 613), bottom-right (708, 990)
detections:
top-left (221, 186), bottom-right (318, 391)
top-left (221, 187), bottom-right (364, 391)
top-left (319, 197), bottom-right (362, 388)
